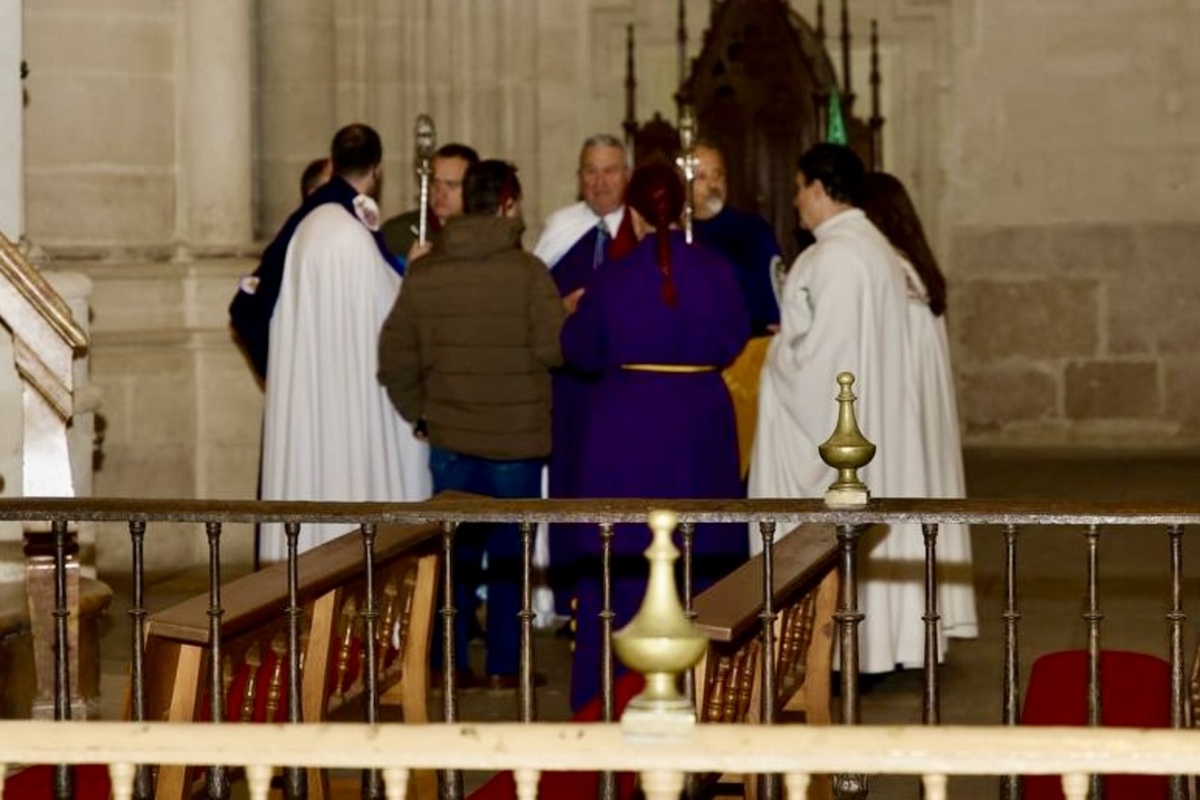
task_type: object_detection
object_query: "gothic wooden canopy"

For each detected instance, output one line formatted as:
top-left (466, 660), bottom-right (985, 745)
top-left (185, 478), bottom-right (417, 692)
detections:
top-left (624, 0), bottom-right (883, 259)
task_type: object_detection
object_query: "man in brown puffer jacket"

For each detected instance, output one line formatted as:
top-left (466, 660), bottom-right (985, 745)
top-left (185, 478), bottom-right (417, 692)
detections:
top-left (378, 159), bottom-right (564, 688)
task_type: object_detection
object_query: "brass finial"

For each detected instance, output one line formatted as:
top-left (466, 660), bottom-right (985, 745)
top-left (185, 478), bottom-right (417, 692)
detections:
top-left (818, 372), bottom-right (876, 507)
top-left (613, 509), bottom-right (708, 740)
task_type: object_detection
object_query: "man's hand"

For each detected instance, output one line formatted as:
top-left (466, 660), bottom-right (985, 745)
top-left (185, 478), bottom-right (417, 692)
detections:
top-left (407, 240), bottom-right (434, 264)
top-left (563, 287), bottom-right (586, 315)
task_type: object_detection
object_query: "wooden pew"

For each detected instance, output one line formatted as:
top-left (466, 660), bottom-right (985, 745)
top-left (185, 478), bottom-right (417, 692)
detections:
top-left (138, 522), bottom-right (441, 800)
top-left (692, 524), bottom-right (840, 799)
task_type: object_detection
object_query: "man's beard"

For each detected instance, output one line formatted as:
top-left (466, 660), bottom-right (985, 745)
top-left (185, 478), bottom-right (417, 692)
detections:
top-left (700, 191), bottom-right (724, 218)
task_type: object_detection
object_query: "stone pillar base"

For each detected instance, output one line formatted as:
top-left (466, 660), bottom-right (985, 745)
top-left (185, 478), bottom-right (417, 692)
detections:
top-left (0, 576), bottom-right (113, 719)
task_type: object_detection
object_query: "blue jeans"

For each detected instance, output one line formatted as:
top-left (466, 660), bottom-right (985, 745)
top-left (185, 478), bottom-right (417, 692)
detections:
top-left (429, 446), bottom-right (544, 677)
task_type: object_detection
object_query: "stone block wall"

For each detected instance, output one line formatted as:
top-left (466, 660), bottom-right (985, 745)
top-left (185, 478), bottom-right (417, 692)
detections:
top-left (951, 223), bottom-right (1200, 445)
top-left (943, 0), bottom-right (1200, 447)
top-left (81, 258), bottom-right (259, 575)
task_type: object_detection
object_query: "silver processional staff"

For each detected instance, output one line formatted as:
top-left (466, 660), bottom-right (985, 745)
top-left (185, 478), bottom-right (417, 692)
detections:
top-left (676, 104), bottom-right (698, 245)
top-left (414, 114), bottom-right (437, 246)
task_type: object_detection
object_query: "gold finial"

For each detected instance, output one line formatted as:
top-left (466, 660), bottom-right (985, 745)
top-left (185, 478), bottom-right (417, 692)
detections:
top-left (818, 372), bottom-right (876, 508)
top-left (613, 509), bottom-right (708, 740)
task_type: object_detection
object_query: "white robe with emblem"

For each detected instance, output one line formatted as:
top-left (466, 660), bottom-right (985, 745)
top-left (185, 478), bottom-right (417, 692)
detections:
top-left (261, 203), bottom-right (431, 559)
top-left (898, 256), bottom-right (978, 640)
top-left (748, 208), bottom-right (935, 673)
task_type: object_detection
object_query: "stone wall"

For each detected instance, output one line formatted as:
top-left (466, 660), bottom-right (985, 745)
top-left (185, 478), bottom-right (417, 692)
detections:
top-left (943, 0), bottom-right (1200, 446)
top-left (22, 0), bottom-right (258, 572)
top-left (951, 223), bottom-right (1200, 444)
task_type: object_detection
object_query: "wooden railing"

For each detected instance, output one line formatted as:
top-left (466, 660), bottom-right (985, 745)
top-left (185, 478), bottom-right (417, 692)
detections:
top-left (1, 719), bottom-right (1198, 800)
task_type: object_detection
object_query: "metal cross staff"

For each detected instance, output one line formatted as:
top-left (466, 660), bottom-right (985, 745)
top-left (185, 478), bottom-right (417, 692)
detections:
top-left (676, 104), bottom-right (698, 245)
top-left (414, 114), bottom-right (437, 246)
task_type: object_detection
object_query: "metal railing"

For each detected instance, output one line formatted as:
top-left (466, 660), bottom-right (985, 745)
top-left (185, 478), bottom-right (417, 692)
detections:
top-left (5, 494), bottom-right (1200, 799)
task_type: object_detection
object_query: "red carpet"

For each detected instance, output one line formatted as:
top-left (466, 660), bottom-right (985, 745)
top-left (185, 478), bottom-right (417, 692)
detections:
top-left (468, 672), bottom-right (646, 800)
top-left (1021, 649), bottom-right (1171, 800)
top-left (3, 764), bottom-right (110, 799)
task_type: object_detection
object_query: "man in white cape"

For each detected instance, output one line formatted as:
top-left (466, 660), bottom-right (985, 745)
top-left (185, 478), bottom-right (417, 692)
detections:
top-left (260, 124), bottom-right (431, 559)
top-left (749, 143), bottom-right (934, 674)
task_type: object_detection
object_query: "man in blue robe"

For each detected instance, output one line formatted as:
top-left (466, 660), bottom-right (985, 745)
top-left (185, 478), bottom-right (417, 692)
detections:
top-left (691, 140), bottom-right (782, 336)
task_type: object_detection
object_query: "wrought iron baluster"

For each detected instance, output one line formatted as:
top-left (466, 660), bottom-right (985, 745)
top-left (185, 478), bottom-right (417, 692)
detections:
top-left (439, 520), bottom-right (462, 800)
top-left (279, 522), bottom-right (307, 798)
top-left (519, 520), bottom-right (537, 722)
top-left (127, 519), bottom-right (153, 799)
top-left (758, 520), bottom-right (780, 800)
top-left (1082, 524), bottom-right (1104, 800)
top-left (204, 521), bottom-right (229, 799)
top-left (599, 521), bottom-right (617, 800)
top-left (1167, 524), bottom-right (1187, 800)
top-left (681, 518), bottom-right (704, 800)
top-left (922, 522), bottom-right (941, 725)
top-left (360, 522), bottom-right (383, 800)
top-left (51, 518), bottom-right (74, 800)
top-left (1000, 523), bottom-right (1021, 800)
top-left (680, 521), bottom-right (696, 705)
top-left (832, 522), bottom-right (867, 800)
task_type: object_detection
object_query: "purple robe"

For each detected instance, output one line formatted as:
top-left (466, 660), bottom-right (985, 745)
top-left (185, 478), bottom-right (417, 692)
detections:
top-left (560, 231), bottom-right (750, 710)
top-left (548, 225), bottom-right (608, 500)
top-left (546, 219), bottom-right (635, 615)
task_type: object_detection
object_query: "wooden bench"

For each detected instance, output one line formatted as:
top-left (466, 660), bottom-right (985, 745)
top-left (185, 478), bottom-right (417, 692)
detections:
top-left (692, 523), bottom-right (840, 799)
top-left (138, 522), bottom-right (441, 800)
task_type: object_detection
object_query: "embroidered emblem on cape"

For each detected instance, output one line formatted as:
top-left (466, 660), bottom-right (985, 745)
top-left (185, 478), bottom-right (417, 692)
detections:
top-left (353, 194), bottom-right (381, 232)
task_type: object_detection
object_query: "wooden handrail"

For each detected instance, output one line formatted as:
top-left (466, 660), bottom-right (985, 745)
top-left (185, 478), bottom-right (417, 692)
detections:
top-left (693, 524), bottom-right (838, 643)
top-left (144, 522), bottom-right (440, 645)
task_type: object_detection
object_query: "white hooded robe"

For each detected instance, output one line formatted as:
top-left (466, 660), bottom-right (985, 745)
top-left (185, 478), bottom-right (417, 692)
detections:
top-left (749, 208), bottom-right (935, 673)
top-left (260, 203), bottom-right (431, 558)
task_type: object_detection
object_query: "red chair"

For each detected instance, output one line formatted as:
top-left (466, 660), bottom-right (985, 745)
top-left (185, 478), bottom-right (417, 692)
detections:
top-left (1021, 649), bottom-right (1171, 800)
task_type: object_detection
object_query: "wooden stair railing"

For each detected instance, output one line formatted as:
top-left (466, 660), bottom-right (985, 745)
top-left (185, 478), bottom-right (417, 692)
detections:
top-left (136, 521), bottom-right (441, 800)
top-left (692, 523), bottom-right (840, 799)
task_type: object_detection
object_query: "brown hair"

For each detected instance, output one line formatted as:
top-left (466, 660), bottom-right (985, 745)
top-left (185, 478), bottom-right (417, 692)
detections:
top-left (860, 171), bottom-right (948, 316)
top-left (625, 162), bottom-right (685, 307)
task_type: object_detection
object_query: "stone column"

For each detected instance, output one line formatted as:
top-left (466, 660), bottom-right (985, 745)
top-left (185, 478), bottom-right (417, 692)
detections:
top-left (258, 0), bottom-right (337, 236)
top-left (0, 0), bottom-right (23, 242)
top-left (499, 0), bottom-right (542, 220)
top-left (182, 0), bottom-right (254, 247)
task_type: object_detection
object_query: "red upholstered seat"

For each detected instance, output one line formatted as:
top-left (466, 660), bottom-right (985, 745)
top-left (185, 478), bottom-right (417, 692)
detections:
top-left (1021, 649), bottom-right (1171, 800)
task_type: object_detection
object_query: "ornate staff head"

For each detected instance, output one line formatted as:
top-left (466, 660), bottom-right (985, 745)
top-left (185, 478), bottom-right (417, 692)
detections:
top-left (414, 114), bottom-right (437, 245)
top-left (675, 103), bottom-right (698, 244)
